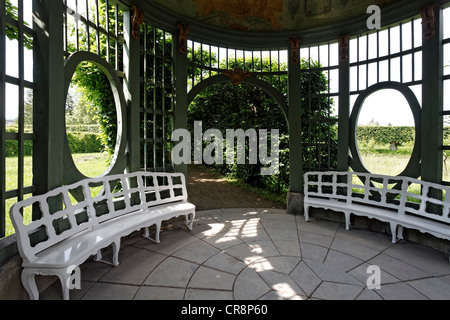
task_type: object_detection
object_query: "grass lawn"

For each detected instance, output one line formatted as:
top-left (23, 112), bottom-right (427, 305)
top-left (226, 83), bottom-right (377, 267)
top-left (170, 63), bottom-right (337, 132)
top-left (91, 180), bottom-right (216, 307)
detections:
top-left (69, 153), bottom-right (112, 178)
top-left (359, 141), bottom-right (450, 182)
top-left (360, 153), bottom-right (412, 177)
top-left (4, 153), bottom-right (111, 238)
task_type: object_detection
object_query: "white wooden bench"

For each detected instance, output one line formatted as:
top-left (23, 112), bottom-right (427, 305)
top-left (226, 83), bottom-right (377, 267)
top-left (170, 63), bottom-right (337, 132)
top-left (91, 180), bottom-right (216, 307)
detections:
top-left (10, 171), bottom-right (195, 300)
top-left (304, 171), bottom-right (450, 256)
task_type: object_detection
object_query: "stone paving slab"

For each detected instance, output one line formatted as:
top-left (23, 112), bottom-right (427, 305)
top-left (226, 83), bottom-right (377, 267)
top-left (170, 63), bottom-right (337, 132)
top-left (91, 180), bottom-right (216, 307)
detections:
top-left (40, 208), bottom-right (450, 300)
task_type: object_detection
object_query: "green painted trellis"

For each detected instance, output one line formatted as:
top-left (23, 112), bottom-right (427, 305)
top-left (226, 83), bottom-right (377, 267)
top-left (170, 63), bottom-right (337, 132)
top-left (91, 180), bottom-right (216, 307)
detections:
top-left (140, 24), bottom-right (175, 174)
top-left (0, 0), bottom-right (36, 238)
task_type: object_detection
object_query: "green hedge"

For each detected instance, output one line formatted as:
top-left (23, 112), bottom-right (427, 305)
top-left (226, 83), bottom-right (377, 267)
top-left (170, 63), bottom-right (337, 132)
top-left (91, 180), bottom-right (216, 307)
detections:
top-left (357, 126), bottom-right (415, 147)
top-left (67, 132), bottom-right (104, 154)
top-left (5, 132), bottom-right (104, 157)
top-left (5, 140), bottom-right (33, 157)
top-left (66, 125), bottom-right (101, 133)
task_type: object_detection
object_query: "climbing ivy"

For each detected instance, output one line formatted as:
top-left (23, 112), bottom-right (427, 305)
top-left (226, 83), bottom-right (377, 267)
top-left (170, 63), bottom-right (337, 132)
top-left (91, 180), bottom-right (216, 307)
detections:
top-left (70, 62), bottom-right (117, 155)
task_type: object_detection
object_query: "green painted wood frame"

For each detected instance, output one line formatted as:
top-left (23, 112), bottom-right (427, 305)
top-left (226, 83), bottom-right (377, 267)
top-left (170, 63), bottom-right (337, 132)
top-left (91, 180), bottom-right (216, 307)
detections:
top-left (62, 51), bottom-right (128, 186)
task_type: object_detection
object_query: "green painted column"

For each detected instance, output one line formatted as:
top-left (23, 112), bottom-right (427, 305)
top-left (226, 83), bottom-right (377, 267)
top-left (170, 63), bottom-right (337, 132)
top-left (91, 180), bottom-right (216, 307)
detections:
top-left (337, 35), bottom-right (350, 172)
top-left (421, 4), bottom-right (443, 184)
top-left (173, 25), bottom-right (189, 178)
top-left (287, 37), bottom-right (304, 215)
top-left (123, 9), bottom-right (141, 174)
top-left (32, 0), bottom-right (65, 203)
top-left (0, 0), bottom-right (6, 238)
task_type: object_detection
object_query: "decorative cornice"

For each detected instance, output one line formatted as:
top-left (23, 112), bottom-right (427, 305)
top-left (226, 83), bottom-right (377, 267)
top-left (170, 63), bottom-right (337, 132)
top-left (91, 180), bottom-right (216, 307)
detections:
top-left (130, 5), bottom-right (144, 40)
top-left (420, 3), bottom-right (440, 40)
top-left (223, 69), bottom-right (251, 86)
top-left (177, 22), bottom-right (189, 55)
top-left (338, 34), bottom-right (350, 62)
top-left (288, 36), bottom-right (300, 65)
top-left (127, 0), bottom-right (444, 50)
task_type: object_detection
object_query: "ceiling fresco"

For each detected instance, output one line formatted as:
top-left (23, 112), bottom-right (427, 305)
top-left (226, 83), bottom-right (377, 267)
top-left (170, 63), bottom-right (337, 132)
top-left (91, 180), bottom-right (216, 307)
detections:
top-left (151, 0), bottom-right (395, 32)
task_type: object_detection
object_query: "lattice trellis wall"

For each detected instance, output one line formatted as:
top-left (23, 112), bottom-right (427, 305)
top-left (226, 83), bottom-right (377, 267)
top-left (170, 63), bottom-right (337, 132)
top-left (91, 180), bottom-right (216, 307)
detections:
top-left (64, 0), bottom-right (124, 70)
top-left (348, 17), bottom-right (424, 179)
top-left (300, 42), bottom-right (339, 173)
top-left (443, 6), bottom-right (450, 183)
top-left (187, 42), bottom-right (288, 94)
top-left (1, 0), bottom-right (35, 238)
top-left (140, 24), bottom-right (174, 173)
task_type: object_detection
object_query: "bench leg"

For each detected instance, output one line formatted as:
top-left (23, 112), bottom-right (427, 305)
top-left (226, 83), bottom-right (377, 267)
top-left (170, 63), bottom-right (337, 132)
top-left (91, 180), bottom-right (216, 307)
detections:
top-left (304, 206), bottom-right (310, 222)
top-left (390, 223), bottom-right (398, 244)
top-left (344, 212), bottom-right (351, 231)
top-left (112, 239), bottom-right (120, 267)
top-left (94, 240), bottom-right (121, 266)
top-left (185, 212), bottom-right (195, 231)
top-left (55, 269), bottom-right (72, 301)
top-left (95, 250), bottom-right (103, 262)
top-left (21, 269), bottom-right (39, 300)
top-left (22, 268), bottom-right (74, 300)
top-left (397, 225), bottom-right (404, 241)
top-left (144, 222), bottom-right (161, 244)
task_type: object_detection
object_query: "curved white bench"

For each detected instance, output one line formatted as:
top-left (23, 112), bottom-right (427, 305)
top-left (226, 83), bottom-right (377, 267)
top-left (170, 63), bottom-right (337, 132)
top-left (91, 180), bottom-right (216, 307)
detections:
top-left (10, 171), bottom-right (195, 300)
top-left (304, 171), bottom-right (450, 259)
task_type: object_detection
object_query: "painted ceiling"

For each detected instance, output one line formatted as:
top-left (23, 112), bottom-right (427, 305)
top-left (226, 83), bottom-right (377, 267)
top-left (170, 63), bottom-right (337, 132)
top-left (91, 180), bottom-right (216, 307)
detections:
top-left (151, 0), bottom-right (396, 32)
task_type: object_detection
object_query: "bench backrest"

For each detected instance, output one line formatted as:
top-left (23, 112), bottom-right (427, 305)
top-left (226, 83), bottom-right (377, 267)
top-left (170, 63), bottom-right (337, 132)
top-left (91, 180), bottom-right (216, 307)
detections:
top-left (305, 171), bottom-right (450, 225)
top-left (10, 171), bottom-right (188, 263)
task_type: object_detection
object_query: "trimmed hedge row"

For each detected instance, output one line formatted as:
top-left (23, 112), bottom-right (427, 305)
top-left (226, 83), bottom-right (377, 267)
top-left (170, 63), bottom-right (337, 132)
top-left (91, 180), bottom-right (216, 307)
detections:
top-left (5, 132), bottom-right (104, 157)
top-left (357, 126), bottom-right (415, 147)
top-left (66, 132), bottom-right (104, 154)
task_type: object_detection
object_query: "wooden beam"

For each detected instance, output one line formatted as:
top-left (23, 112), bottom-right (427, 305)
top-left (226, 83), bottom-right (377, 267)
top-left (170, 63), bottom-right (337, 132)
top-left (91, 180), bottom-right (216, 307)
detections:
top-left (338, 34), bottom-right (350, 172)
top-left (421, 3), bottom-right (443, 184)
top-left (32, 0), bottom-right (65, 205)
top-left (123, 8), bottom-right (141, 174)
top-left (173, 23), bottom-right (189, 177)
top-left (287, 36), bottom-right (304, 215)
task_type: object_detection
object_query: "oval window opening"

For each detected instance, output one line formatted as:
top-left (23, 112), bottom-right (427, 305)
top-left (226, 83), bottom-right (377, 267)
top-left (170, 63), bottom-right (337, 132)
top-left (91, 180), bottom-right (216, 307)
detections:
top-left (356, 89), bottom-right (415, 176)
top-left (65, 61), bottom-right (117, 178)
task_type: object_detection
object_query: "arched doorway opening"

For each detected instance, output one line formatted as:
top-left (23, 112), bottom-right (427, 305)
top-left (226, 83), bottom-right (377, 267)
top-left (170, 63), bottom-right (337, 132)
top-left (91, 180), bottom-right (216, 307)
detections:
top-left (184, 75), bottom-right (290, 201)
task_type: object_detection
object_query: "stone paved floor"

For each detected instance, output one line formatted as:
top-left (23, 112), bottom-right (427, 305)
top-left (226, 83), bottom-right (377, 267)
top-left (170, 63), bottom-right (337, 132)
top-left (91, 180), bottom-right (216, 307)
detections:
top-left (41, 208), bottom-right (450, 300)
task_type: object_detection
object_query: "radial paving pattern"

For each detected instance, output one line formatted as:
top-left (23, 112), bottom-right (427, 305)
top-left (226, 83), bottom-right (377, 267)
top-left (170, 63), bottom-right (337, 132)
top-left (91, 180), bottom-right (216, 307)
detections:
top-left (41, 209), bottom-right (450, 300)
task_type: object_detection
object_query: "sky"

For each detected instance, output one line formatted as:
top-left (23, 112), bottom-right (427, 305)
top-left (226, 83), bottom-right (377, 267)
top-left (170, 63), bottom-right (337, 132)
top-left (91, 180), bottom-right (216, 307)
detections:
top-left (4, 4), bottom-right (450, 128)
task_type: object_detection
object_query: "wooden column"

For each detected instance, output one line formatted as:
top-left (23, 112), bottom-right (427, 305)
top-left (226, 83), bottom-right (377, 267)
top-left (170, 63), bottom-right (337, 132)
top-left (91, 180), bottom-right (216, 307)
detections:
top-left (338, 34), bottom-right (350, 172)
top-left (421, 3), bottom-right (443, 184)
top-left (173, 23), bottom-right (189, 177)
top-left (287, 36), bottom-right (304, 215)
top-left (123, 6), bottom-right (142, 174)
top-left (32, 0), bottom-right (65, 202)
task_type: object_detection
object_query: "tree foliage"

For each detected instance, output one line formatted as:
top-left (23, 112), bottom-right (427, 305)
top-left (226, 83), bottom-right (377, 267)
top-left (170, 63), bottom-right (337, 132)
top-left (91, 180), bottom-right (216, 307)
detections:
top-left (189, 57), bottom-right (336, 193)
top-left (5, 0), bottom-right (33, 50)
top-left (70, 62), bottom-right (117, 154)
top-left (64, 0), bottom-right (123, 155)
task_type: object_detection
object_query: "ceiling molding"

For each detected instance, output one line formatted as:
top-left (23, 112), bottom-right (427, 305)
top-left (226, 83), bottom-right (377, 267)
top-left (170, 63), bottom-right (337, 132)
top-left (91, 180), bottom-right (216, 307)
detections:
top-left (123, 0), bottom-right (450, 49)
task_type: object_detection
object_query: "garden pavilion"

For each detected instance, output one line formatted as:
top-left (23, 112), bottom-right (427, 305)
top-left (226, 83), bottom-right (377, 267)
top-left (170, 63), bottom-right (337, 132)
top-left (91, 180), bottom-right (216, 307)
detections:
top-left (0, 0), bottom-right (449, 300)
